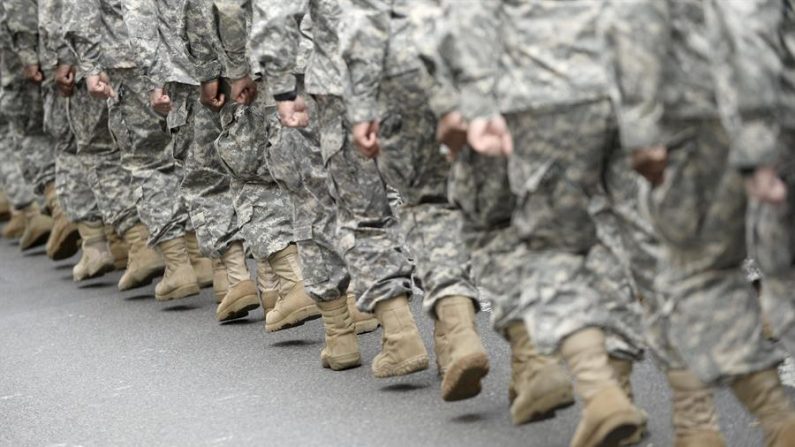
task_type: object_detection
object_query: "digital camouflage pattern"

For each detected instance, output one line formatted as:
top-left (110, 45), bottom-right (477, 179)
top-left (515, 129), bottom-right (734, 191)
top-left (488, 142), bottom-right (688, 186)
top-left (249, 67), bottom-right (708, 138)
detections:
top-left (339, 1), bottom-right (478, 316)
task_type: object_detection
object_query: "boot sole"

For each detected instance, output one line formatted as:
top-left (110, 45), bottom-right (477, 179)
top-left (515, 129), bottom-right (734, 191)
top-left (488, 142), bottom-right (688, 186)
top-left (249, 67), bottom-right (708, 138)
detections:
top-left (155, 283), bottom-right (201, 301)
top-left (217, 293), bottom-right (260, 322)
top-left (118, 266), bottom-right (166, 291)
top-left (322, 352), bottom-right (362, 371)
top-left (373, 355), bottom-right (430, 379)
top-left (585, 411), bottom-right (643, 447)
top-left (74, 262), bottom-right (116, 282)
top-left (20, 230), bottom-right (51, 251)
top-left (49, 229), bottom-right (81, 261)
top-left (512, 385), bottom-right (575, 425)
top-left (264, 305), bottom-right (321, 332)
top-left (442, 352), bottom-right (490, 402)
top-left (354, 319), bottom-right (380, 335)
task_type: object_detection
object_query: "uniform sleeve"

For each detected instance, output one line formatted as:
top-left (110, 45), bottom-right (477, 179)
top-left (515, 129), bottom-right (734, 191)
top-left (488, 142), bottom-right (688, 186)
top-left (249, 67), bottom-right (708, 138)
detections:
top-left (5, 0), bottom-right (39, 66)
top-left (184, 0), bottom-right (224, 82)
top-left (213, 0), bottom-right (251, 80)
top-left (340, 0), bottom-right (390, 123)
top-left (705, 0), bottom-right (783, 170)
top-left (605, 0), bottom-right (670, 152)
top-left (445, 0), bottom-right (501, 120)
top-left (65, 0), bottom-right (103, 75)
top-left (250, 0), bottom-right (304, 96)
top-left (410, 0), bottom-right (460, 119)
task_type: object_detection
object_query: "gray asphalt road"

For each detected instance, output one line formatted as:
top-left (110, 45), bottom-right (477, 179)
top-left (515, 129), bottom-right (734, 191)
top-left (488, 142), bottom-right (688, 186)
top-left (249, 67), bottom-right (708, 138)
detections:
top-left (0, 240), bottom-right (773, 446)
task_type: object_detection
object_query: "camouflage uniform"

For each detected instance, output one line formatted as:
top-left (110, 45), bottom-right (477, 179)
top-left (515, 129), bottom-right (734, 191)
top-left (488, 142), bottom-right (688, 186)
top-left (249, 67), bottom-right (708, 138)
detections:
top-left (611, 0), bottom-right (783, 383)
top-left (340, 0), bottom-right (479, 317)
top-left (72, 0), bottom-right (190, 246)
top-left (1, 0), bottom-right (54, 196)
top-left (258, 0), bottom-right (416, 312)
top-left (61, 0), bottom-right (140, 234)
top-left (32, 0), bottom-right (102, 224)
top-left (413, 0), bottom-right (644, 360)
top-left (716, 0), bottom-right (795, 359)
top-left (251, 4), bottom-right (352, 301)
top-left (186, 0), bottom-right (295, 261)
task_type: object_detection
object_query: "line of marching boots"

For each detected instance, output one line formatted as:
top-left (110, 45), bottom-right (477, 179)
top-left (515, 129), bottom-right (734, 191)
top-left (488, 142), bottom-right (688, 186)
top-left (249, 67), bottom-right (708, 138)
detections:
top-left (5, 189), bottom-right (795, 447)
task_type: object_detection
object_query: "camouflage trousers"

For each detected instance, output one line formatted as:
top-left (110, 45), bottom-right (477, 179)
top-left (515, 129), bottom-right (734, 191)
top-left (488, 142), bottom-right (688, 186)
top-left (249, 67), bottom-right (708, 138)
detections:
top-left (1, 82), bottom-right (55, 194)
top-left (69, 80), bottom-right (139, 234)
top-left (377, 72), bottom-right (478, 317)
top-left (493, 99), bottom-right (644, 359)
top-left (314, 95), bottom-right (416, 312)
top-left (747, 129), bottom-right (795, 359)
top-left (0, 123), bottom-right (35, 208)
top-left (215, 86), bottom-right (293, 260)
top-left (266, 88), bottom-right (350, 302)
top-left (44, 84), bottom-right (101, 223)
top-left (107, 69), bottom-right (190, 245)
top-left (644, 118), bottom-right (782, 384)
top-left (178, 87), bottom-right (237, 258)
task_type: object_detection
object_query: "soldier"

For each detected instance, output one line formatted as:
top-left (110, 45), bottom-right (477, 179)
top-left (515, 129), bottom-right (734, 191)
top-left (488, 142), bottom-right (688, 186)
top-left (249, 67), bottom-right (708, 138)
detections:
top-left (253, 0), bottom-right (429, 378)
top-left (0, 0), bottom-right (53, 250)
top-left (339, 1), bottom-right (489, 401)
top-left (71, 0), bottom-right (205, 301)
top-left (616, 0), bottom-right (795, 445)
top-left (57, 0), bottom-right (161, 284)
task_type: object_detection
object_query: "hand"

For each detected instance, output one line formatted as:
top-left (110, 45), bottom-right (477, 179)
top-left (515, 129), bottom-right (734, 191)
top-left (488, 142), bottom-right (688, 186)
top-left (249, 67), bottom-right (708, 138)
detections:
top-left (745, 166), bottom-right (788, 205)
top-left (149, 88), bottom-right (172, 116)
top-left (200, 79), bottom-right (226, 112)
top-left (631, 146), bottom-right (668, 186)
top-left (23, 64), bottom-right (44, 83)
top-left (86, 72), bottom-right (115, 99)
top-left (352, 120), bottom-right (381, 158)
top-left (276, 96), bottom-right (310, 128)
top-left (230, 75), bottom-right (257, 105)
top-left (54, 64), bottom-right (76, 97)
top-left (467, 115), bottom-right (513, 157)
top-left (436, 111), bottom-right (468, 161)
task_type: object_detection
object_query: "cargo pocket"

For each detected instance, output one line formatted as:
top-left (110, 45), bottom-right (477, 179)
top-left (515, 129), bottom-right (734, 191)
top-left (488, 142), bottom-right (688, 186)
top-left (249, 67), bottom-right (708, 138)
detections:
top-left (648, 140), bottom-right (703, 247)
top-left (512, 159), bottom-right (595, 252)
top-left (216, 105), bottom-right (263, 179)
top-left (294, 225), bottom-right (331, 287)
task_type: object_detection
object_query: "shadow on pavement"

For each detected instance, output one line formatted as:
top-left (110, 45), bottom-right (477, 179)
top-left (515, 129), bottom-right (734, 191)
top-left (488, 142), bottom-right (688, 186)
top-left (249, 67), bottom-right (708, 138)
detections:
top-left (162, 304), bottom-right (200, 312)
top-left (270, 339), bottom-right (321, 348)
top-left (78, 281), bottom-right (115, 289)
top-left (379, 382), bottom-right (429, 393)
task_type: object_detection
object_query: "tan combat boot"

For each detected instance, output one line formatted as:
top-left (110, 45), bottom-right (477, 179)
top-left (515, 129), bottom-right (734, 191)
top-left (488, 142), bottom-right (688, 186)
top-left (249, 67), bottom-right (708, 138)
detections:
top-left (318, 297), bottom-right (362, 371)
top-left (20, 202), bottom-right (53, 250)
top-left (44, 183), bottom-right (79, 260)
top-left (105, 225), bottom-right (129, 270)
top-left (2, 208), bottom-right (26, 239)
top-left (433, 296), bottom-right (490, 401)
top-left (118, 223), bottom-right (165, 291)
top-left (372, 295), bottom-right (429, 378)
top-left (731, 368), bottom-right (795, 447)
top-left (0, 190), bottom-right (10, 221)
top-left (154, 236), bottom-right (201, 301)
top-left (609, 358), bottom-right (649, 445)
top-left (185, 231), bottom-right (213, 288)
top-left (72, 221), bottom-right (115, 281)
top-left (561, 328), bottom-right (645, 447)
top-left (506, 322), bottom-right (574, 425)
top-left (347, 292), bottom-right (379, 334)
top-left (212, 258), bottom-right (228, 303)
top-left (216, 241), bottom-right (259, 322)
top-left (256, 258), bottom-right (279, 315)
top-left (264, 245), bottom-right (320, 332)
top-left (666, 369), bottom-right (726, 447)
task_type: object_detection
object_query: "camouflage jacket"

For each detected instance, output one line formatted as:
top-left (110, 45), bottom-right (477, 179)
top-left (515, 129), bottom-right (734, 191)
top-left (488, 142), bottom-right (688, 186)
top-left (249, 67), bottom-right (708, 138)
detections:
top-left (67, 0), bottom-right (137, 75)
top-left (611, 0), bottom-right (783, 169)
top-left (250, 0), bottom-right (347, 97)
